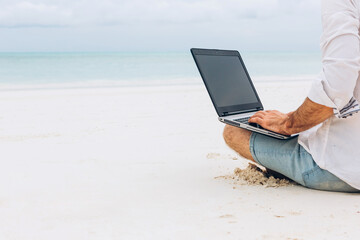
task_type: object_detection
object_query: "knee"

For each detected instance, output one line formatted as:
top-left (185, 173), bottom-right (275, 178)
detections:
top-left (223, 125), bottom-right (237, 146)
top-left (223, 125), bottom-right (251, 146)
top-left (223, 125), bottom-right (254, 161)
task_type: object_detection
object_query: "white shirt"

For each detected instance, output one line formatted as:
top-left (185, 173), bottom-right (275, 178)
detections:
top-left (298, 0), bottom-right (360, 190)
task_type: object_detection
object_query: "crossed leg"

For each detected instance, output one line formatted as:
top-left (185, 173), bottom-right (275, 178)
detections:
top-left (223, 125), bottom-right (290, 179)
top-left (223, 125), bottom-right (255, 162)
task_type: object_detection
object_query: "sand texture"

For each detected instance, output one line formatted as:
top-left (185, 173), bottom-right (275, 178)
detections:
top-left (216, 163), bottom-right (293, 188)
top-left (0, 82), bottom-right (359, 240)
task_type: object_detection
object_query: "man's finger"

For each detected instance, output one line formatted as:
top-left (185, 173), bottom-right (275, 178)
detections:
top-left (251, 112), bottom-right (265, 119)
top-left (249, 115), bottom-right (263, 122)
top-left (248, 117), bottom-right (264, 125)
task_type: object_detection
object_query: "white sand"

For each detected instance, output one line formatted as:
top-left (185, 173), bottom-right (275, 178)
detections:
top-left (0, 81), bottom-right (360, 240)
top-left (215, 163), bottom-right (295, 188)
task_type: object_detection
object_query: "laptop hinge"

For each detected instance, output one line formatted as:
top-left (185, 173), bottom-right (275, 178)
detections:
top-left (222, 107), bottom-right (262, 116)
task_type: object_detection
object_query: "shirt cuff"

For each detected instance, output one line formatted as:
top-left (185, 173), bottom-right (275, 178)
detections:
top-left (334, 97), bottom-right (360, 118)
top-left (308, 75), bottom-right (360, 119)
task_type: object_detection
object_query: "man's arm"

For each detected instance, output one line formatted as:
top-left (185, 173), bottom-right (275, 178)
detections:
top-left (249, 0), bottom-right (360, 136)
top-left (248, 97), bottom-right (334, 135)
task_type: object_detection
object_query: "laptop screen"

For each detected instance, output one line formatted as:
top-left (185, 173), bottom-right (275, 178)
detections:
top-left (191, 49), bottom-right (263, 116)
top-left (196, 55), bottom-right (258, 107)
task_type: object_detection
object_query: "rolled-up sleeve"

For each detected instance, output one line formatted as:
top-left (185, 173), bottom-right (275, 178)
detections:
top-left (308, 0), bottom-right (360, 118)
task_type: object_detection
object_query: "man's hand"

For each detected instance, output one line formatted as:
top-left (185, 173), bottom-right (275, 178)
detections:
top-left (249, 98), bottom-right (334, 135)
top-left (249, 110), bottom-right (291, 135)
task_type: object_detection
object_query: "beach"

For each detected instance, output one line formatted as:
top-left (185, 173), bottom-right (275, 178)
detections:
top-left (1, 80), bottom-right (359, 239)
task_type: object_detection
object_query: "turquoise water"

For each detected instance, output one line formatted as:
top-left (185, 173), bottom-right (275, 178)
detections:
top-left (0, 52), bottom-right (321, 88)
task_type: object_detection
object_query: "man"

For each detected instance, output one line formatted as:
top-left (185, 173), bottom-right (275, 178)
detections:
top-left (223, 0), bottom-right (360, 192)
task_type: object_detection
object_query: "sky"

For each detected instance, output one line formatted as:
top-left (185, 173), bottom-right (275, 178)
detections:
top-left (0, 0), bottom-right (322, 52)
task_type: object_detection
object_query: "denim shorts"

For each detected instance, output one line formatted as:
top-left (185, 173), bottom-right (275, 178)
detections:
top-left (249, 133), bottom-right (360, 193)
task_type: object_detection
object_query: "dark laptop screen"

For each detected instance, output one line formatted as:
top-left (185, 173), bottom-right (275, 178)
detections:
top-left (195, 54), bottom-right (259, 108)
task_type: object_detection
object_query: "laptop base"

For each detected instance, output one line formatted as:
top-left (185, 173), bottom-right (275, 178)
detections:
top-left (219, 117), bottom-right (297, 140)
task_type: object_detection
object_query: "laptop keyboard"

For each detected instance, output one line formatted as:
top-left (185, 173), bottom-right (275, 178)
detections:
top-left (234, 117), bottom-right (250, 123)
top-left (233, 117), bottom-right (265, 129)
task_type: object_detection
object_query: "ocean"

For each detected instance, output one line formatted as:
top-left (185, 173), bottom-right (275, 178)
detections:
top-left (0, 52), bottom-right (321, 89)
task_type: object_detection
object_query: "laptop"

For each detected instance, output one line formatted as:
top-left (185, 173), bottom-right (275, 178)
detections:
top-left (191, 48), bottom-right (296, 140)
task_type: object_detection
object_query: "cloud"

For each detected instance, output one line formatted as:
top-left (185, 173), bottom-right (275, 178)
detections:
top-left (0, 0), bottom-right (320, 28)
top-left (0, 0), bottom-right (322, 52)
top-left (0, 1), bottom-right (71, 27)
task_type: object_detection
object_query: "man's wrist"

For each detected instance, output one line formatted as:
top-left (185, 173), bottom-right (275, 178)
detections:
top-left (283, 112), bottom-right (294, 135)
